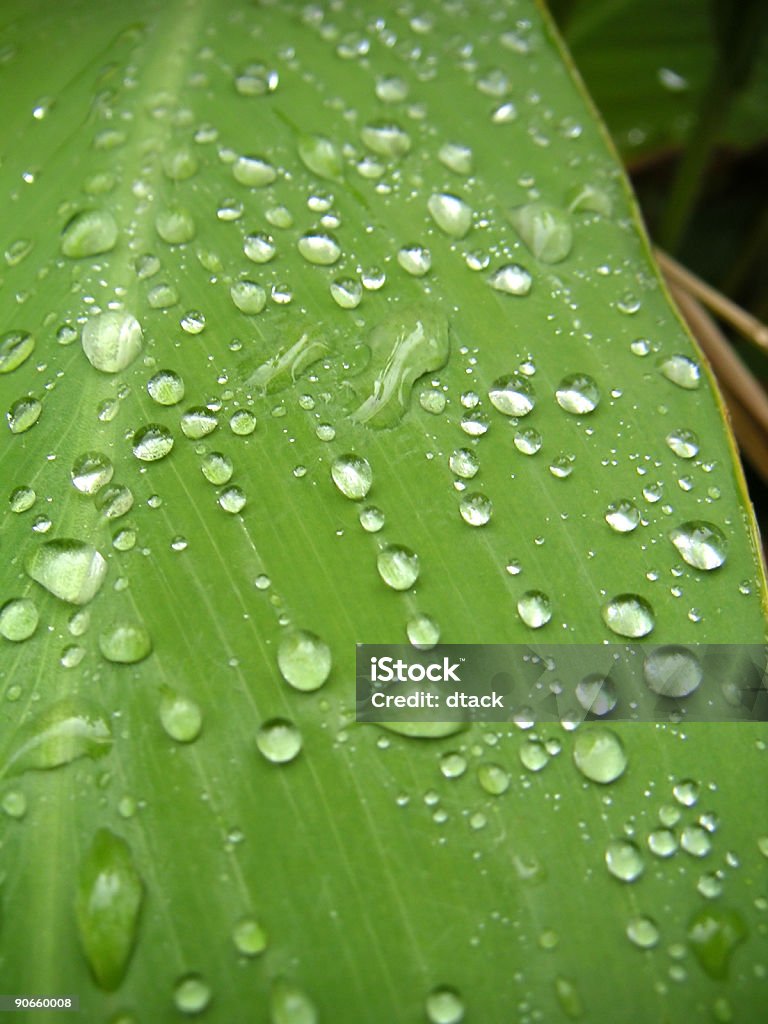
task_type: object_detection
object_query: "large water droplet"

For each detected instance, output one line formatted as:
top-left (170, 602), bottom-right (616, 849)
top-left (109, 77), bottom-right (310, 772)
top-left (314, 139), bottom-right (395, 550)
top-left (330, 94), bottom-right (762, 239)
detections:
top-left (575, 674), bottom-right (617, 717)
top-left (99, 622), bottom-right (152, 664)
top-left (687, 907), bottom-right (747, 980)
top-left (659, 354), bottom-right (700, 389)
top-left (331, 454), bottom-right (372, 500)
top-left (555, 374), bottom-right (600, 414)
top-left (330, 277), bottom-right (362, 309)
top-left (71, 452), bottom-right (114, 495)
top-left (61, 210), bottom-right (118, 258)
top-left (7, 395), bottom-right (42, 433)
top-left (669, 521), bottom-right (727, 570)
top-left (132, 424), bottom-right (174, 461)
top-left (488, 375), bottom-right (535, 416)
top-left (478, 762), bottom-right (510, 795)
top-left (298, 135), bottom-right (343, 179)
top-left (509, 202), bottom-right (573, 263)
top-left (517, 590), bottom-right (551, 628)
top-left (256, 719), bottom-right (303, 764)
top-left (643, 646), bottom-right (702, 697)
top-left (76, 829), bottom-right (143, 991)
top-left (277, 630), bottom-right (331, 692)
top-left (377, 545), bottom-right (420, 590)
top-left (26, 539), bottom-right (107, 605)
top-left (605, 500), bottom-right (640, 533)
top-left (361, 122), bottom-right (411, 158)
top-left (155, 206), bottom-right (196, 244)
top-left (0, 597), bottom-right (39, 641)
top-left (427, 193), bottom-right (472, 239)
top-left (602, 594), bottom-right (655, 637)
top-left (231, 280), bottom-right (267, 315)
top-left (605, 839), bottom-right (644, 882)
top-left (407, 613), bottom-right (440, 650)
top-left (449, 448), bottom-right (479, 479)
top-left (233, 155), bottom-right (277, 187)
top-left (573, 727), bottom-right (627, 783)
top-left (0, 331), bottom-right (34, 374)
top-left (270, 979), bottom-right (317, 1024)
top-left (159, 690), bottom-right (202, 742)
top-left (425, 986), bottom-right (465, 1024)
top-left (459, 492), bottom-right (492, 526)
top-left (98, 484), bottom-right (134, 520)
top-left (82, 312), bottom-right (143, 373)
top-left (397, 245), bottom-right (432, 276)
top-left (180, 407), bottom-right (218, 439)
top-left (666, 429), bottom-right (699, 459)
top-left (201, 452), bottom-right (233, 485)
top-left (488, 264), bottom-right (532, 296)
top-left (297, 233), bottom-right (341, 265)
top-left (4, 698), bottom-right (112, 775)
top-left (147, 370), bottom-right (185, 406)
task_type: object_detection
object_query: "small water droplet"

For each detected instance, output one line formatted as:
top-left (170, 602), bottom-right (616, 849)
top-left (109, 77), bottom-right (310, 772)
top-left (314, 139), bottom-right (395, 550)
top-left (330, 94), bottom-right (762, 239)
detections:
top-left (155, 206), bottom-right (196, 245)
top-left (477, 762), bottom-right (510, 795)
top-left (298, 134), bottom-right (343, 180)
top-left (232, 917), bottom-right (268, 956)
top-left (330, 277), bottom-right (363, 309)
top-left (407, 613), bottom-right (440, 649)
top-left (488, 374), bottom-right (535, 417)
top-left (99, 622), bottom-right (152, 664)
top-left (61, 209), bottom-right (118, 258)
top-left (449, 448), bottom-right (479, 479)
top-left (1, 790), bottom-right (27, 819)
top-left (26, 539), bottom-right (106, 605)
top-left (361, 121), bottom-right (411, 158)
top-left (10, 485), bottom-right (36, 513)
top-left (297, 232), bottom-right (341, 266)
top-left (555, 374), bottom-right (600, 414)
top-left (605, 839), bottom-right (644, 881)
top-left (375, 75), bottom-right (409, 102)
top-left (244, 232), bottom-right (276, 264)
top-left (575, 674), bottom-right (617, 717)
top-left (648, 828), bottom-right (678, 858)
top-left (71, 452), bottom-right (114, 495)
top-left (82, 312), bottom-right (143, 373)
top-left (173, 974), bottom-right (212, 1015)
top-left (162, 147), bottom-right (198, 181)
top-left (76, 829), bottom-right (143, 991)
top-left (420, 388), bottom-right (447, 414)
top-left (666, 429), bottom-right (699, 459)
top-left (488, 264), bottom-right (532, 296)
top-left (397, 245), bottom-right (431, 276)
top-left (0, 597), bottom-right (39, 642)
top-left (377, 546), bottom-right (420, 591)
top-left (660, 354), bottom-right (701, 390)
top-left (509, 202), bottom-right (572, 263)
top-left (269, 978), bottom-right (317, 1024)
top-left (602, 594), bottom-right (655, 638)
top-left (517, 590), bottom-right (551, 628)
top-left (573, 727), bottom-right (627, 783)
top-left (669, 521), bottom-right (726, 570)
top-left (687, 907), bottom-right (747, 979)
top-left (132, 424), bottom-right (174, 461)
top-left (605, 500), bottom-right (640, 533)
top-left (643, 646), bottom-right (702, 697)
top-left (359, 505), bottom-right (385, 532)
top-left (159, 690), bottom-right (202, 742)
top-left (229, 409), bottom-right (257, 436)
top-left (627, 916), bottom-right (660, 949)
top-left (331, 454), bottom-right (372, 500)
top-left (233, 154), bottom-right (277, 187)
top-left (234, 62), bottom-right (278, 96)
top-left (256, 718), bottom-right (302, 764)
top-left (427, 193), bottom-right (472, 239)
top-left (438, 142), bottom-right (473, 175)
top-left (201, 452), bottom-right (234, 485)
top-left (218, 486), bottom-right (247, 513)
top-left (459, 492), bottom-right (492, 526)
top-left (181, 407), bottom-right (218, 439)
top-left (0, 331), bottom-right (34, 374)
top-left (277, 631), bottom-right (331, 691)
top-left (425, 986), bottom-right (465, 1024)
top-left (98, 484), bottom-right (134, 520)
top-left (7, 395), bottom-right (42, 433)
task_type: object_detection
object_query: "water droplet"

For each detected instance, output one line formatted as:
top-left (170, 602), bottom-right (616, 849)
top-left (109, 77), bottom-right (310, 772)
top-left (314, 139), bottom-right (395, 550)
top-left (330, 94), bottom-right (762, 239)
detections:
top-left (605, 839), bottom-right (644, 881)
top-left (627, 916), bottom-right (660, 949)
top-left (669, 521), bottom-right (726, 570)
top-left (425, 986), bottom-right (465, 1024)
top-left (420, 388), bottom-right (447, 414)
top-left (666, 429), bottom-right (699, 459)
top-left (145, 369), bottom-right (184, 407)
top-left (26, 539), bottom-right (107, 605)
top-left (232, 918), bottom-right (268, 956)
top-left (0, 597), bottom-right (39, 641)
top-left (159, 690), bottom-right (202, 742)
top-left (0, 330), bottom-right (34, 374)
top-left (672, 778), bottom-right (700, 807)
top-left (517, 590), bottom-right (551, 628)
top-left (181, 407), bottom-right (218, 439)
top-left (491, 101), bottom-right (518, 123)
top-left (4, 697), bottom-right (111, 776)
top-left (407, 613), bottom-right (440, 649)
top-left (7, 395), bottom-right (42, 433)
top-left (554, 977), bottom-right (583, 1020)
top-left (575, 674), bottom-right (617, 716)
top-left (76, 829), bottom-right (143, 991)
top-left (359, 505), bottom-right (385, 532)
top-left (377, 546), bottom-right (420, 591)
top-left (427, 193), bottom-right (472, 239)
top-left (81, 312), bottom-right (142, 373)
top-left (61, 210), bottom-right (118, 258)
top-left (681, 823), bottom-right (712, 857)
top-left (439, 752), bottom-right (467, 779)
top-left (244, 232), bottom-right (276, 264)
top-left (229, 280), bottom-right (267, 316)
top-left (573, 727), bottom-right (627, 783)
top-left (509, 202), bottom-right (573, 263)
top-left (218, 486), bottom-right (247, 513)
top-left (1, 790), bottom-right (27, 819)
top-left (132, 424), bottom-right (174, 461)
top-left (155, 206), bottom-right (196, 245)
top-left (605, 500), bottom-right (640, 533)
top-left (643, 646), bottom-right (702, 697)
top-left (201, 452), bottom-right (234, 485)
top-left (4, 238), bottom-right (32, 266)
top-left (162, 147), bottom-right (198, 181)
top-left (147, 283), bottom-right (179, 309)
top-left (687, 907), bottom-right (747, 980)
top-left (555, 374), bottom-right (600, 414)
top-left (330, 277), bottom-right (363, 309)
top-left (348, 304), bottom-right (449, 428)
top-left (256, 718), bottom-right (302, 764)
top-left (602, 594), bottom-right (655, 638)
top-left (277, 630), bottom-right (331, 691)
top-left (361, 122), bottom-right (411, 158)
top-left (488, 264), bottom-right (532, 296)
top-left (477, 762), bottom-right (510, 795)
top-left (234, 62), bottom-right (278, 96)
top-left (459, 492), bottom-right (492, 526)
top-left (330, 454), bottom-right (372, 500)
top-left (98, 484), bottom-right (134, 520)
top-left (488, 374), bottom-right (535, 417)
top-left (71, 452), bottom-right (114, 495)
top-left (660, 354), bottom-right (700, 390)
top-left (295, 232), bottom-right (340, 266)
top-left (99, 622), bottom-right (152, 664)
top-left (397, 245), bottom-right (431, 276)
top-left (173, 974), bottom-right (212, 1015)
top-left (10, 485), bottom-right (36, 513)
top-left (180, 310), bottom-right (205, 335)
top-left (449, 448), bottom-right (479, 479)
top-left (648, 828), bottom-right (678, 858)
top-left (297, 134), bottom-right (343, 180)
top-left (520, 738), bottom-right (550, 772)
top-left (233, 154), bottom-right (277, 187)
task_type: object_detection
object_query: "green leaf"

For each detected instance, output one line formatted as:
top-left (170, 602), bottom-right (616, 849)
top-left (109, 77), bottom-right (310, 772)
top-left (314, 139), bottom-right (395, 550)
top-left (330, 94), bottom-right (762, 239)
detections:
top-left (0, 1), bottom-right (766, 1021)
